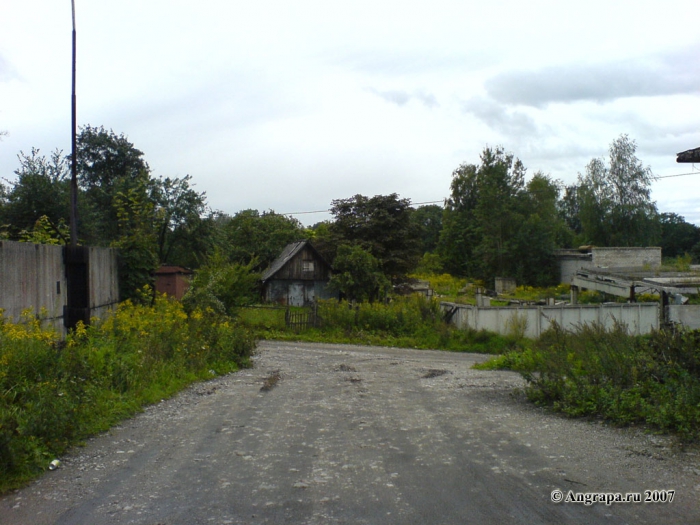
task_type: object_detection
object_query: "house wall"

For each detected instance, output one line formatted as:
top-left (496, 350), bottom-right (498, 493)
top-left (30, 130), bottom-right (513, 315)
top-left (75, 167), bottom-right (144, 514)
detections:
top-left (0, 240), bottom-right (118, 332)
top-left (270, 246), bottom-right (331, 281)
top-left (264, 279), bottom-right (335, 306)
top-left (442, 302), bottom-right (659, 338)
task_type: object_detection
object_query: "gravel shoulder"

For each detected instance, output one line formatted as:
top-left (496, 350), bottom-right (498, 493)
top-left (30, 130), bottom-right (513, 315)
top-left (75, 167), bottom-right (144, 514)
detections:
top-left (2, 341), bottom-right (699, 524)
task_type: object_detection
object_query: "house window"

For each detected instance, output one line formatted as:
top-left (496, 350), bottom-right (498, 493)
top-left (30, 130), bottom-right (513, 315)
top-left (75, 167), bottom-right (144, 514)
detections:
top-left (303, 261), bottom-right (314, 273)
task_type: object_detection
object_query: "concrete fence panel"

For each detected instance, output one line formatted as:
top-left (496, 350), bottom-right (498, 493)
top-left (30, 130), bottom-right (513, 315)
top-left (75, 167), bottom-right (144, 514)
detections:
top-left (441, 302), bottom-right (661, 338)
top-left (0, 240), bottom-right (118, 332)
top-left (0, 241), bottom-right (66, 323)
top-left (668, 305), bottom-right (700, 330)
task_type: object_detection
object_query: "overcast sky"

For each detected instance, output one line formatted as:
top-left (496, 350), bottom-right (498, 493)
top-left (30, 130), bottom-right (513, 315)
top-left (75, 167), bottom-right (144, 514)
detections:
top-left (1, 0), bottom-right (699, 226)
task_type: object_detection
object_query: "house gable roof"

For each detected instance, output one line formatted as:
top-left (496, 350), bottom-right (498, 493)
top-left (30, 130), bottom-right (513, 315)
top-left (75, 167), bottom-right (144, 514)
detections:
top-left (677, 147), bottom-right (700, 163)
top-left (261, 240), bottom-right (332, 283)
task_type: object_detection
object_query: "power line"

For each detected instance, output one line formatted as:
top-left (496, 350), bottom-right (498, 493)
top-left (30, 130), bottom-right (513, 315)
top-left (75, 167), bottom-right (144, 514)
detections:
top-left (281, 172), bottom-right (699, 217)
top-left (654, 171), bottom-right (700, 180)
top-left (282, 200), bottom-right (445, 217)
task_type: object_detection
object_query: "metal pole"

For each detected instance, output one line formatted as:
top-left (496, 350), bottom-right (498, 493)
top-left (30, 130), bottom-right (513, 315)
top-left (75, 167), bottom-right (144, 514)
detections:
top-left (70, 0), bottom-right (78, 245)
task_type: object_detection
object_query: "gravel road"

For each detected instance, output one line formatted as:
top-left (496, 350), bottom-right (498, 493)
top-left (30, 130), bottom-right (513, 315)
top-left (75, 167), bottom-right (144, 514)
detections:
top-left (2, 341), bottom-right (699, 524)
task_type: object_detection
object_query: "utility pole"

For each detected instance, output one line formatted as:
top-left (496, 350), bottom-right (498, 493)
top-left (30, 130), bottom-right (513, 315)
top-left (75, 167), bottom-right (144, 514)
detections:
top-left (70, 0), bottom-right (78, 245)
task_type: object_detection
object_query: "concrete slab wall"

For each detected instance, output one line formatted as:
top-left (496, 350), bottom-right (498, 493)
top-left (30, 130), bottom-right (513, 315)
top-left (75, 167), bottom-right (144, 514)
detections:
top-left (0, 241), bottom-right (66, 323)
top-left (443, 302), bottom-right (660, 338)
top-left (88, 245), bottom-right (119, 312)
top-left (559, 256), bottom-right (594, 284)
top-left (0, 240), bottom-right (118, 331)
top-left (592, 247), bottom-right (661, 269)
top-left (668, 305), bottom-right (700, 330)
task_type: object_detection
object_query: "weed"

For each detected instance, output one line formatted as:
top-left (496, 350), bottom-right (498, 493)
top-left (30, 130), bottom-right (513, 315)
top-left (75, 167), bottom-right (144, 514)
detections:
top-left (480, 322), bottom-right (700, 441)
top-left (260, 370), bottom-right (281, 391)
top-left (0, 296), bottom-right (255, 492)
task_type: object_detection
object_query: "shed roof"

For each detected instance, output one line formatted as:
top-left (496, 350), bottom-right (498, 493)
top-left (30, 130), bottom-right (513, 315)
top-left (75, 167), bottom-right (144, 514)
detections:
top-left (155, 265), bottom-right (193, 275)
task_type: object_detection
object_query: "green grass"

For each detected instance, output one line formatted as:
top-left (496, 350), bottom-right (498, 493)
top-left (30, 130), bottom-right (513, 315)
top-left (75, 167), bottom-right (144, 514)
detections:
top-left (239, 297), bottom-right (526, 354)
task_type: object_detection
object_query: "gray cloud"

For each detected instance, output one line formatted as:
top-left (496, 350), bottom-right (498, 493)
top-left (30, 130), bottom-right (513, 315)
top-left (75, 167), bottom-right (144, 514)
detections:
top-left (0, 54), bottom-right (18, 82)
top-left (485, 47), bottom-right (700, 107)
top-left (368, 88), bottom-right (439, 108)
top-left (415, 91), bottom-right (438, 108)
top-left (462, 96), bottom-right (537, 135)
top-left (370, 88), bottom-right (410, 106)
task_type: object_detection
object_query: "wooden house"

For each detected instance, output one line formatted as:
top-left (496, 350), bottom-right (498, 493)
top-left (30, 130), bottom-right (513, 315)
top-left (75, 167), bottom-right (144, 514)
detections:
top-left (261, 241), bottom-right (336, 306)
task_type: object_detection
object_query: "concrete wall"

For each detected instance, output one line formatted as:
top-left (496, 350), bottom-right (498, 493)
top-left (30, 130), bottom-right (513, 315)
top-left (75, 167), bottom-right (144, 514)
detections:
top-left (0, 240), bottom-right (118, 331)
top-left (0, 241), bottom-right (66, 324)
top-left (442, 302), bottom-right (660, 338)
top-left (88, 245), bottom-right (119, 321)
top-left (558, 255), bottom-right (593, 284)
top-left (668, 305), bottom-right (700, 330)
top-left (494, 277), bottom-right (517, 294)
top-left (591, 247), bottom-right (661, 269)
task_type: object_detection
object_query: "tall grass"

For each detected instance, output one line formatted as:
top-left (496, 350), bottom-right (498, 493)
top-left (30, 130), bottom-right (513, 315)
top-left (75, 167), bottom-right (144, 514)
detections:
top-left (240, 296), bottom-right (524, 354)
top-left (478, 322), bottom-right (700, 441)
top-left (0, 297), bottom-right (255, 491)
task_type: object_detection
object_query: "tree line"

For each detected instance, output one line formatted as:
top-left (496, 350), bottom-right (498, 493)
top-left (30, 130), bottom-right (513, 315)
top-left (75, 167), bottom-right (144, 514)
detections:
top-left (1, 128), bottom-right (698, 302)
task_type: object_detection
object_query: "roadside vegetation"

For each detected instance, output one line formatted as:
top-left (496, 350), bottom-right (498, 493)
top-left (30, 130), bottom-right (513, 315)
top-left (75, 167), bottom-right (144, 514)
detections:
top-left (475, 323), bottom-right (700, 442)
top-left (0, 296), bottom-right (255, 492)
top-left (238, 296), bottom-right (524, 354)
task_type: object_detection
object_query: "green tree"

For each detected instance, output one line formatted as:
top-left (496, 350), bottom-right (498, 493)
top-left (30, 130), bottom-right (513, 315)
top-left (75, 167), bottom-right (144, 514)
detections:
top-left (151, 175), bottom-right (211, 267)
top-left (558, 184), bottom-right (582, 240)
top-left (658, 213), bottom-right (700, 259)
top-left (19, 215), bottom-right (70, 245)
top-left (438, 162), bottom-right (481, 276)
top-left (329, 193), bottom-right (420, 283)
top-left (328, 244), bottom-right (390, 302)
top-left (471, 147), bottom-right (526, 281)
top-left (306, 220), bottom-right (336, 264)
top-left (111, 185), bottom-right (158, 301)
top-left (577, 135), bottom-right (659, 246)
top-left (223, 209), bottom-right (305, 270)
top-left (1, 149), bottom-right (70, 239)
top-left (410, 204), bottom-right (443, 255)
top-left (439, 148), bottom-right (525, 280)
top-left (76, 125), bottom-right (151, 243)
top-left (439, 149), bottom-right (562, 286)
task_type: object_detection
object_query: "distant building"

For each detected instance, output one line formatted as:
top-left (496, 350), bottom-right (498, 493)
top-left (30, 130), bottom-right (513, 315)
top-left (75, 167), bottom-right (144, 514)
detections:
top-left (154, 265), bottom-right (193, 300)
top-left (555, 247), bottom-right (661, 284)
top-left (261, 241), bottom-right (336, 306)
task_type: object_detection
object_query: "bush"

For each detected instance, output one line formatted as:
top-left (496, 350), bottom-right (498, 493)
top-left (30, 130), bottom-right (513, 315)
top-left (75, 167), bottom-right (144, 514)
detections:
top-left (484, 322), bottom-right (700, 441)
top-left (0, 297), bottom-right (255, 491)
top-left (183, 252), bottom-right (260, 315)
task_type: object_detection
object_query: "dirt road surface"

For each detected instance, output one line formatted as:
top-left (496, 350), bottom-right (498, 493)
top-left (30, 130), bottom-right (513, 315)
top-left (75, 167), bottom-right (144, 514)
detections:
top-left (2, 341), bottom-right (699, 524)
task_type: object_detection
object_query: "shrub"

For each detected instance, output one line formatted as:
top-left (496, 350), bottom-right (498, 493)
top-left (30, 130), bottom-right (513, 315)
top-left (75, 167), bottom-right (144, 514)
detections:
top-left (0, 297), bottom-right (255, 491)
top-left (485, 322), bottom-right (700, 441)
